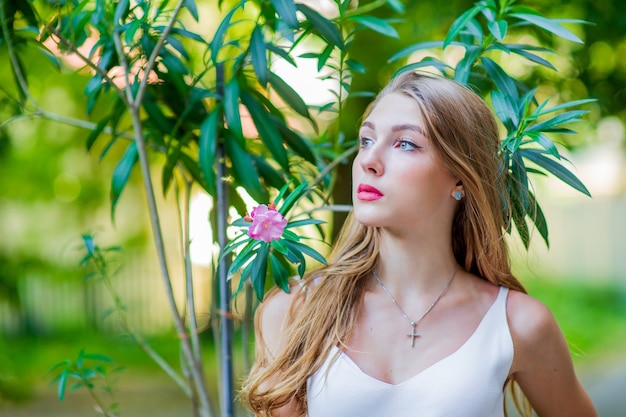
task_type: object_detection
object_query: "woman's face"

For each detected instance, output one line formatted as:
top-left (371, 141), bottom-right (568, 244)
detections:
top-left (352, 92), bottom-right (460, 236)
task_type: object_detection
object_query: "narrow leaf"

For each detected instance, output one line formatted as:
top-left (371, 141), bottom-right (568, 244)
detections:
top-left (268, 71), bottom-right (310, 119)
top-left (538, 98), bottom-right (596, 115)
top-left (297, 3), bottom-right (344, 49)
top-left (114, 0), bottom-right (129, 23)
top-left (444, 5), bottom-right (482, 48)
top-left (250, 26), bottom-right (268, 86)
top-left (110, 142), bottom-right (138, 217)
top-left (210, 6), bottom-right (239, 63)
top-left (184, 0), bottom-right (199, 21)
top-left (487, 19), bottom-right (508, 41)
top-left (226, 134), bottom-right (266, 202)
top-left (350, 15), bottom-right (398, 38)
top-left (240, 91), bottom-right (289, 170)
top-left (528, 192), bottom-right (549, 247)
top-left (510, 13), bottom-right (583, 44)
top-left (270, 0), bottom-right (299, 29)
top-left (481, 57), bottom-right (519, 101)
top-left (520, 149), bottom-right (591, 196)
top-left (526, 110), bottom-right (588, 133)
top-left (388, 41), bottom-right (445, 63)
top-left (270, 252), bottom-right (290, 292)
top-left (251, 244), bottom-right (270, 300)
top-left (284, 239), bottom-right (327, 265)
top-left (199, 109), bottom-right (220, 187)
top-left (224, 79), bottom-right (243, 142)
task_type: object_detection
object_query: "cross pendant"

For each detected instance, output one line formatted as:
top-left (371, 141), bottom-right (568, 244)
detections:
top-left (407, 322), bottom-right (419, 347)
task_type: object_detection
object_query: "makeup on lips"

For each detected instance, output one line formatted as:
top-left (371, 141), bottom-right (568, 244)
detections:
top-left (357, 184), bottom-right (383, 201)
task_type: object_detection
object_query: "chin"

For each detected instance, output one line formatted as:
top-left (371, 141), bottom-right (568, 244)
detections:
top-left (353, 209), bottom-right (385, 228)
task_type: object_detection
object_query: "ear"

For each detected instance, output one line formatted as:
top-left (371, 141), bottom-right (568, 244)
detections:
top-left (451, 181), bottom-right (464, 201)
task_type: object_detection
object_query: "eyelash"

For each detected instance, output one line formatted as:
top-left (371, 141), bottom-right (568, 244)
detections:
top-left (359, 136), bottom-right (374, 148)
top-left (396, 139), bottom-right (419, 151)
top-left (358, 137), bottom-right (421, 151)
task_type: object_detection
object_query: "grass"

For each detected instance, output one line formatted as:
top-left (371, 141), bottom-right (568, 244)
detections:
top-left (523, 277), bottom-right (626, 364)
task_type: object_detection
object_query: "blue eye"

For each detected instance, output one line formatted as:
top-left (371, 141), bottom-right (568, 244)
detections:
top-left (398, 140), bottom-right (419, 151)
top-left (359, 137), bottom-right (374, 148)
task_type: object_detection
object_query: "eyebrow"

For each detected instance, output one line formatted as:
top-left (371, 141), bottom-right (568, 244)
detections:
top-left (360, 121), bottom-right (426, 137)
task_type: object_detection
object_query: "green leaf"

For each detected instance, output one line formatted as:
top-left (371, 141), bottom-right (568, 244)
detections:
top-left (277, 182), bottom-right (308, 215)
top-left (114, 0), bottom-right (129, 23)
top-left (180, 151), bottom-right (213, 194)
top-left (82, 353), bottom-right (114, 363)
top-left (227, 239), bottom-right (259, 276)
top-left (210, 6), bottom-right (239, 63)
top-left (184, 0), bottom-right (199, 21)
top-left (350, 15), bottom-right (398, 38)
top-left (270, 0), bottom-right (299, 29)
top-left (346, 59), bottom-right (366, 74)
top-left (226, 135), bottom-right (267, 202)
top-left (509, 179), bottom-right (531, 249)
top-left (491, 89), bottom-right (518, 129)
top-left (278, 123), bottom-right (317, 164)
top-left (491, 43), bottom-right (556, 70)
top-left (443, 5), bottom-right (482, 48)
top-left (224, 78), bottom-right (243, 142)
top-left (253, 155), bottom-right (286, 190)
top-left (250, 26), bottom-right (268, 86)
top-left (57, 370), bottom-right (68, 402)
top-left (454, 46), bottom-right (482, 85)
top-left (266, 44), bottom-right (297, 67)
top-left (487, 19), bottom-right (508, 41)
top-left (528, 192), bottom-right (549, 247)
top-left (385, 0), bottom-right (405, 13)
top-left (240, 91), bottom-right (289, 170)
top-left (481, 57), bottom-right (518, 101)
top-left (511, 152), bottom-right (529, 212)
top-left (251, 244), bottom-right (270, 300)
top-left (199, 109), bottom-right (220, 188)
top-left (526, 132), bottom-right (559, 158)
top-left (270, 252), bottom-right (290, 292)
top-left (86, 117), bottom-right (110, 152)
top-left (110, 142), bottom-right (138, 217)
top-left (393, 59), bottom-right (451, 78)
top-left (284, 239), bottom-right (327, 266)
top-left (520, 149), bottom-right (591, 196)
top-left (268, 71), bottom-right (311, 119)
top-left (285, 218), bottom-right (326, 229)
top-left (538, 98), bottom-right (597, 115)
top-left (387, 40), bottom-right (445, 63)
top-left (526, 110), bottom-right (588, 133)
top-left (296, 3), bottom-right (344, 49)
top-left (510, 13), bottom-right (583, 44)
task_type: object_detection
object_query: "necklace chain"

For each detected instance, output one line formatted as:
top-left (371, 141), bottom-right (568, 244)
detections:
top-left (372, 266), bottom-right (457, 347)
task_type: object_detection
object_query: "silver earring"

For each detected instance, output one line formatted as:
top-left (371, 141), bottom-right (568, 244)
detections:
top-left (454, 191), bottom-right (463, 201)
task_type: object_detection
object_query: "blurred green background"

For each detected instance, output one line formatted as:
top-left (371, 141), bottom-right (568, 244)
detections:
top-left (1, 0), bottom-right (626, 416)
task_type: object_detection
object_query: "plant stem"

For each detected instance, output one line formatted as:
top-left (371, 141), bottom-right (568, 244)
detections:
top-left (215, 62), bottom-right (235, 417)
top-left (111, 5), bottom-right (213, 415)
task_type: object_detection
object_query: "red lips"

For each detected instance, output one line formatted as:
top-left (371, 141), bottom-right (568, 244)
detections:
top-left (357, 184), bottom-right (383, 201)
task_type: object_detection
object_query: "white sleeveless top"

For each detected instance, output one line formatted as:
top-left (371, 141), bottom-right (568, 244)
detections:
top-left (307, 287), bottom-right (513, 417)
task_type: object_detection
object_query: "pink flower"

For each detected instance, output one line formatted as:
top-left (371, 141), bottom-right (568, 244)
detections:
top-left (246, 204), bottom-right (287, 243)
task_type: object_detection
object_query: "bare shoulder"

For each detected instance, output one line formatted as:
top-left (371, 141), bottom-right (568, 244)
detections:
top-left (256, 285), bottom-right (303, 358)
top-left (506, 289), bottom-right (558, 345)
top-left (505, 289), bottom-right (598, 416)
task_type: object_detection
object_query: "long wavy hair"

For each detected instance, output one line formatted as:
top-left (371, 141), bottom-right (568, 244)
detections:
top-left (242, 71), bottom-right (529, 417)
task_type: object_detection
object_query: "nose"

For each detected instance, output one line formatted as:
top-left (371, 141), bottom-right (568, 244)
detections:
top-left (357, 145), bottom-right (384, 176)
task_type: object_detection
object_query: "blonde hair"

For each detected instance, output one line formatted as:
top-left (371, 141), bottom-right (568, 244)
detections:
top-left (242, 72), bottom-right (528, 416)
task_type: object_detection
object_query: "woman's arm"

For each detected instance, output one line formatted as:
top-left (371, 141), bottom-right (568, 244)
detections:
top-left (251, 288), bottom-right (300, 417)
top-left (507, 291), bottom-right (598, 417)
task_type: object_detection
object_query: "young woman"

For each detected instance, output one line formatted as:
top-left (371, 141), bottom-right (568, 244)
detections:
top-left (242, 72), bottom-right (598, 417)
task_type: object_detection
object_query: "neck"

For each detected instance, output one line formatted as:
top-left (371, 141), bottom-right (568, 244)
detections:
top-left (373, 229), bottom-right (458, 295)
